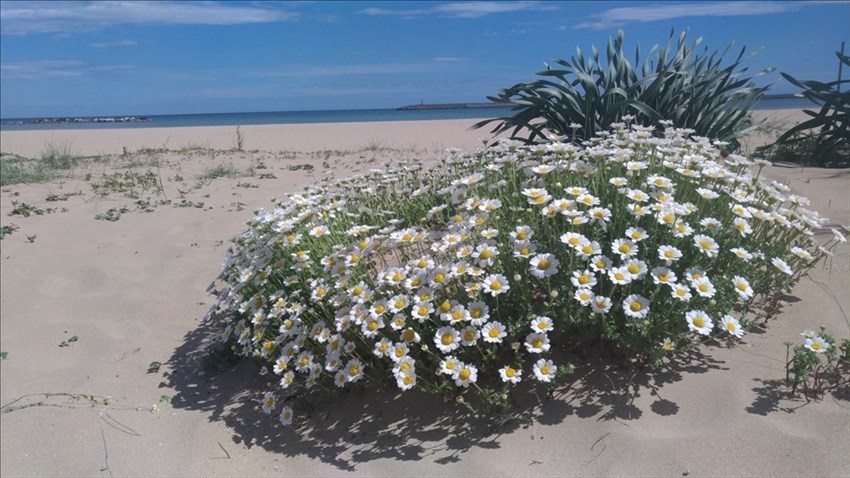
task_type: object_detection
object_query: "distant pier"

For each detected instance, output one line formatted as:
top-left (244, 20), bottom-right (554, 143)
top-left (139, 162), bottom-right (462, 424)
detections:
top-left (397, 102), bottom-right (507, 111)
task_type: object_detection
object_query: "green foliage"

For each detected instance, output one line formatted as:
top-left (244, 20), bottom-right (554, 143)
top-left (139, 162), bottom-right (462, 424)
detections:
top-left (0, 155), bottom-right (54, 186)
top-left (95, 207), bottom-right (128, 222)
top-left (197, 163), bottom-right (244, 181)
top-left (474, 29), bottom-right (771, 150)
top-left (0, 224), bottom-right (19, 240)
top-left (90, 170), bottom-right (161, 199)
top-left (8, 202), bottom-right (52, 217)
top-left (785, 328), bottom-right (850, 400)
top-left (40, 141), bottom-right (78, 170)
top-left (206, 125), bottom-right (843, 426)
top-left (758, 51), bottom-right (849, 168)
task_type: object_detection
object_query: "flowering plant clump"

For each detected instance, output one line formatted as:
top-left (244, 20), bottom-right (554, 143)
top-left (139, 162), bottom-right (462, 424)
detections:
top-left (205, 121), bottom-right (847, 426)
top-left (785, 328), bottom-right (850, 400)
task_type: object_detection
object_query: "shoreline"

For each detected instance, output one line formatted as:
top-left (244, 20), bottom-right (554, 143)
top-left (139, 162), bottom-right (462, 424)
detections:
top-left (0, 108), bottom-right (810, 158)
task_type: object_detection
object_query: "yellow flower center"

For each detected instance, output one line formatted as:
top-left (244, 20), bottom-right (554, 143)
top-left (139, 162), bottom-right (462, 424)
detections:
top-left (479, 250), bottom-right (491, 260)
top-left (441, 333), bottom-right (454, 346)
top-left (403, 375), bottom-right (413, 385)
top-left (470, 309), bottom-right (483, 319)
top-left (395, 348), bottom-right (405, 358)
top-left (520, 247), bottom-right (530, 256)
top-left (699, 240), bottom-right (711, 250)
top-left (489, 280), bottom-right (502, 290)
top-left (664, 250), bottom-right (675, 258)
top-left (579, 275), bottom-right (590, 284)
top-left (811, 342), bottom-right (821, 350)
top-left (446, 361), bottom-right (456, 371)
top-left (614, 272), bottom-right (625, 281)
top-left (299, 357), bottom-right (309, 367)
top-left (568, 237), bottom-right (580, 246)
top-left (698, 284), bottom-right (709, 292)
top-left (516, 231), bottom-right (527, 240)
top-left (628, 264), bottom-right (640, 274)
top-left (374, 305), bottom-right (385, 314)
top-left (440, 301), bottom-right (451, 312)
top-left (488, 328), bottom-right (500, 338)
top-left (418, 307), bottom-right (429, 316)
top-left (737, 283), bottom-right (747, 291)
top-left (532, 338), bottom-right (543, 348)
top-left (434, 273), bottom-right (445, 283)
top-left (619, 244), bottom-right (631, 254)
top-left (540, 365), bottom-right (550, 375)
top-left (659, 273), bottom-right (668, 282)
top-left (464, 331), bottom-right (475, 341)
top-left (452, 310), bottom-right (464, 320)
top-left (693, 317), bottom-right (705, 328)
top-left (505, 367), bottom-right (516, 378)
top-left (630, 302), bottom-right (642, 312)
top-left (537, 259), bottom-right (550, 270)
top-left (349, 364), bottom-right (360, 376)
top-left (367, 321), bottom-right (378, 331)
top-left (459, 369), bottom-right (471, 380)
top-left (394, 300), bottom-right (405, 309)
top-left (726, 322), bottom-right (736, 331)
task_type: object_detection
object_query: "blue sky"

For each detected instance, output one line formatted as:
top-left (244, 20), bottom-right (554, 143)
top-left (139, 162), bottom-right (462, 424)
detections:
top-left (1, 1), bottom-right (848, 118)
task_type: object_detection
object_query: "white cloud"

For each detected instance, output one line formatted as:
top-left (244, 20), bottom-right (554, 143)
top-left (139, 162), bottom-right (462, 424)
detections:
top-left (0, 1), bottom-right (294, 35)
top-left (361, 1), bottom-right (556, 19)
top-left (89, 39), bottom-right (138, 48)
top-left (575, 1), bottom-right (817, 29)
top-left (1, 60), bottom-right (136, 79)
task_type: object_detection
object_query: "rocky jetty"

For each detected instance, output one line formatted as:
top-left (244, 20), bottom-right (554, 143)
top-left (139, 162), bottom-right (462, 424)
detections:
top-left (3, 116), bottom-right (152, 125)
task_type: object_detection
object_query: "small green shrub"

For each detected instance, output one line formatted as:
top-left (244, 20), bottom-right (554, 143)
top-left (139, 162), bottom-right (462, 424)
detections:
top-left (40, 141), bottom-right (78, 170)
top-left (8, 202), bottom-right (52, 217)
top-left (0, 224), bottom-right (19, 240)
top-left (90, 170), bottom-right (161, 199)
top-left (205, 123), bottom-right (846, 426)
top-left (474, 29), bottom-right (771, 150)
top-left (197, 164), bottom-right (243, 181)
top-left (785, 328), bottom-right (850, 400)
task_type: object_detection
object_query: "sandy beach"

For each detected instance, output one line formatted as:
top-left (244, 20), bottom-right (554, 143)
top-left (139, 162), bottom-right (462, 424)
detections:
top-left (1, 109), bottom-right (848, 477)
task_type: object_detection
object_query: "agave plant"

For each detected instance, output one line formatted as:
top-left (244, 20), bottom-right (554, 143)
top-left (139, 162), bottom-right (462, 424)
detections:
top-left (765, 51), bottom-right (849, 167)
top-left (473, 29), bottom-right (773, 149)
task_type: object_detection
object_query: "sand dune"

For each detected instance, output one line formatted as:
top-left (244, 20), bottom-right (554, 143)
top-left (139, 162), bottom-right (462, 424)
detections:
top-left (1, 112), bottom-right (847, 477)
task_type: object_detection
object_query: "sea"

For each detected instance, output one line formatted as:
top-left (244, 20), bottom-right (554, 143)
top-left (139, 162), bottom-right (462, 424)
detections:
top-left (0, 96), bottom-right (814, 132)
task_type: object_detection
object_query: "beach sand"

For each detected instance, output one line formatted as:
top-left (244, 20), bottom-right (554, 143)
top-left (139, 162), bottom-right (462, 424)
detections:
top-left (1, 109), bottom-right (848, 477)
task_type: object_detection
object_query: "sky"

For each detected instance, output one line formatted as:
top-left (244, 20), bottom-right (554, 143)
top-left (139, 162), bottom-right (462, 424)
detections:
top-left (1, 1), bottom-right (848, 118)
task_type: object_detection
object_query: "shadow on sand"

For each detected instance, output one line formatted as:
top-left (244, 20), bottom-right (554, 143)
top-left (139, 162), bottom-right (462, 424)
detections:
top-left (165, 321), bottom-right (727, 470)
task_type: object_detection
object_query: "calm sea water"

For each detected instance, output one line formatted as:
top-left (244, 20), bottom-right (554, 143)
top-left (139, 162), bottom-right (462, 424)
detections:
top-left (0, 96), bottom-right (814, 132)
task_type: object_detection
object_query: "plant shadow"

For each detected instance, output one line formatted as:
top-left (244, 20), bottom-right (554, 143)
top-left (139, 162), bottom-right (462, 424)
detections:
top-left (165, 322), bottom-right (727, 470)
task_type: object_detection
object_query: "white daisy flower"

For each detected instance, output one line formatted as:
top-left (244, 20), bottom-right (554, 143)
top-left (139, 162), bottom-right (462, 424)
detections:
top-left (732, 276), bottom-right (754, 300)
top-left (612, 238), bottom-right (639, 258)
top-left (279, 406), bottom-right (294, 426)
top-left (574, 288), bottom-right (594, 305)
top-left (692, 276), bottom-right (716, 298)
top-left (591, 295), bottom-right (612, 314)
top-left (772, 257), bottom-right (793, 276)
top-left (721, 315), bottom-right (744, 338)
top-left (608, 266), bottom-right (633, 285)
top-left (439, 356), bottom-right (460, 375)
top-left (685, 310), bottom-right (714, 335)
top-left (467, 301), bottom-right (490, 326)
top-left (530, 316), bottom-right (554, 333)
top-left (533, 358), bottom-right (557, 382)
top-left (396, 370), bottom-right (417, 391)
top-left (651, 267), bottom-right (677, 285)
top-left (261, 392), bottom-right (276, 414)
top-left (693, 234), bottom-right (719, 257)
top-left (625, 226), bottom-right (649, 242)
top-left (657, 245), bottom-right (682, 263)
top-left (434, 326), bottom-right (460, 353)
top-left (345, 359), bottom-right (365, 382)
top-left (733, 217), bottom-right (752, 236)
top-left (571, 269), bottom-right (597, 288)
top-left (590, 255), bottom-right (612, 272)
top-left (730, 247), bottom-right (754, 262)
top-left (482, 274), bottom-right (510, 296)
top-left (411, 301), bottom-right (434, 322)
top-left (804, 336), bottom-right (829, 353)
top-left (499, 365), bottom-right (522, 384)
top-left (460, 326), bottom-right (480, 346)
top-left (524, 332), bottom-right (551, 353)
top-left (623, 294), bottom-right (650, 319)
top-left (671, 284), bottom-right (692, 302)
top-left (481, 321), bottom-right (507, 343)
top-left (453, 362), bottom-right (478, 387)
top-left (529, 253), bottom-right (560, 278)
